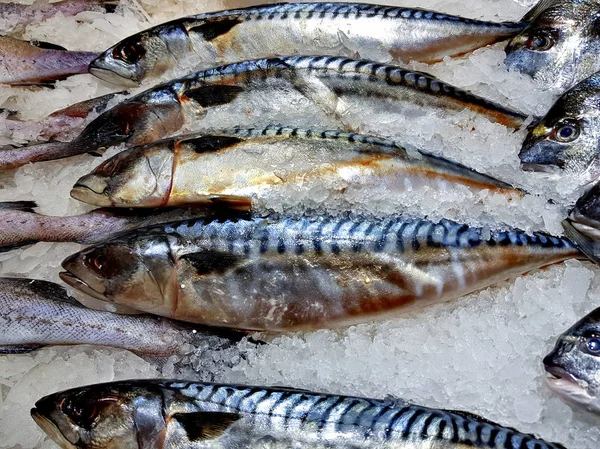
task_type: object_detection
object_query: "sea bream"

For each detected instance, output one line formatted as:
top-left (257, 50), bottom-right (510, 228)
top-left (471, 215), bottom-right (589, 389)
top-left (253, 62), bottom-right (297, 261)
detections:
top-left (60, 214), bottom-right (581, 332)
top-left (505, 0), bottom-right (600, 92)
top-left (31, 379), bottom-right (568, 449)
top-left (0, 277), bottom-right (239, 358)
top-left (90, 2), bottom-right (526, 86)
top-left (70, 126), bottom-right (521, 210)
top-left (0, 56), bottom-right (527, 170)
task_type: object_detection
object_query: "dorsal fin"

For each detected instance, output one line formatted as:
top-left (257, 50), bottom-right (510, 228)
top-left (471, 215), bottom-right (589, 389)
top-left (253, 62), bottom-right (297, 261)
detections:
top-left (522, 0), bottom-right (557, 22)
top-left (30, 40), bottom-right (67, 51)
top-left (182, 85), bottom-right (245, 108)
top-left (180, 251), bottom-right (245, 276)
top-left (188, 18), bottom-right (243, 41)
top-left (0, 201), bottom-right (38, 213)
top-left (185, 135), bottom-right (243, 154)
top-left (172, 412), bottom-right (241, 441)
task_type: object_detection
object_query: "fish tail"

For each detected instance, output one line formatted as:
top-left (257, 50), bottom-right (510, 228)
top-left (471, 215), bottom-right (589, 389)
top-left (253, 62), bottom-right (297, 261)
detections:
top-left (0, 201), bottom-right (38, 213)
top-left (0, 139), bottom-right (96, 171)
top-left (562, 219), bottom-right (600, 265)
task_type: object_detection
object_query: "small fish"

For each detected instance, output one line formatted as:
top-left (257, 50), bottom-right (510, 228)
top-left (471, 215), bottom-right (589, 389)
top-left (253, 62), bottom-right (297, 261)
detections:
top-left (0, 36), bottom-right (99, 86)
top-left (71, 125), bottom-right (521, 209)
top-left (31, 379), bottom-right (567, 449)
top-left (544, 306), bottom-right (600, 414)
top-left (0, 277), bottom-right (240, 358)
top-left (2, 56), bottom-right (526, 170)
top-left (519, 71), bottom-right (600, 180)
top-left (90, 2), bottom-right (526, 86)
top-left (60, 214), bottom-right (582, 332)
top-left (505, 0), bottom-right (600, 91)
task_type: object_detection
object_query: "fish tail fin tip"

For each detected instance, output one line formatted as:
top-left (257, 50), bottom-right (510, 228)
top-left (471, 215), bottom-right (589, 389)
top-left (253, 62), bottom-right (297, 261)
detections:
top-left (0, 201), bottom-right (38, 213)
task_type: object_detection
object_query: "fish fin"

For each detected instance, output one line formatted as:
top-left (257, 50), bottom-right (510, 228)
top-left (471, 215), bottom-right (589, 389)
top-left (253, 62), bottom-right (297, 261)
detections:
top-left (186, 135), bottom-right (243, 154)
top-left (182, 85), bottom-right (245, 108)
top-left (208, 195), bottom-right (252, 211)
top-left (181, 251), bottom-right (246, 276)
top-left (0, 344), bottom-right (45, 354)
top-left (30, 40), bottom-right (67, 51)
top-left (562, 219), bottom-right (600, 264)
top-left (0, 201), bottom-right (37, 212)
top-left (522, 0), bottom-right (557, 22)
top-left (172, 412), bottom-right (241, 441)
top-left (188, 18), bottom-right (243, 41)
top-left (287, 74), bottom-right (350, 124)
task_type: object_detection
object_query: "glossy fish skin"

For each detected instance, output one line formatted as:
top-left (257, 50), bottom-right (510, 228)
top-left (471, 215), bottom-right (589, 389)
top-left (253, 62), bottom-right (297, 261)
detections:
top-left (90, 2), bottom-right (526, 86)
top-left (505, 0), bottom-right (600, 92)
top-left (0, 277), bottom-right (217, 358)
top-left (565, 182), bottom-right (600, 240)
top-left (71, 126), bottom-right (521, 208)
top-left (0, 36), bottom-right (99, 86)
top-left (544, 306), bottom-right (600, 414)
top-left (31, 379), bottom-right (567, 449)
top-left (60, 215), bottom-right (580, 332)
top-left (519, 71), bottom-right (600, 180)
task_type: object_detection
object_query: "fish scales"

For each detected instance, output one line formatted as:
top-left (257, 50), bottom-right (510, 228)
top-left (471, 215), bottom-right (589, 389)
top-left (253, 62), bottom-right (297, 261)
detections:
top-left (31, 380), bottom-right (567, 449)
top-left (60, 215), bottom-right (579, 331)
top-left (91, 2), bottom-right (525, 86)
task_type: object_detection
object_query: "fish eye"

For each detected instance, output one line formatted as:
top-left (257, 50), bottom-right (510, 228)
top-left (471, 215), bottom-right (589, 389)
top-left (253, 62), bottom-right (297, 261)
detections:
top-left (553, 121), bottom-right (580, 143)
top-left (62, 397), bottom-right (99, 429)
top-left (84, 252), bottom-right (119, 278)
top-left (113, 40), bottom-right (145, 64)
top-left (525, 31), bottom-right (555, 51)
top-left (586, 337), bottom-right (600, 355)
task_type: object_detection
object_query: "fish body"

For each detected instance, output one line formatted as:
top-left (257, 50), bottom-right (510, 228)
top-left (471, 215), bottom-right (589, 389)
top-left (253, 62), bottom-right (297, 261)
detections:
top-left (60, 214), bottom-right (579, 332)
top-left (71, 126), bottom-right (521, 209)
top-left (31, 379), bottom-right (567, 449)
top-left (0, 36), bottom-right (99, 86)
top-left (519, 71), bottom-right (600, 182)
top-left (90, 2), bottom-right (526, 86)
top-left (505, 0), bottom-right (600, 92)
top-left (544, 306), bottom-right (600, 414)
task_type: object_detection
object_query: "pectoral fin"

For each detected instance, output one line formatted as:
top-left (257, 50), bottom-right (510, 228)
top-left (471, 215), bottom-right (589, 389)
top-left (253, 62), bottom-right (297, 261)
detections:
top-left (188, 18), bottom-right (243, 41)
top-left (0, 344), bottom-right (45, 354)
top-left (172, 412), bottom-right (241, 441)
top-left (182, 85), bottom-right (245, 108)
top-left (181, 251), bottom-right (246, 276)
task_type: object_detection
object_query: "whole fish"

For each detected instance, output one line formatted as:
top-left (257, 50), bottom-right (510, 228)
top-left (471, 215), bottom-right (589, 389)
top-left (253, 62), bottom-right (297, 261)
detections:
top-left (71, 125), bottom-right (521, 208)
top-left (544, 306), bottom-right (600, 414)
top-left (60, 214), bottom-right (581, 332)
top-left (505, 0), bottom-right (600, 92)
top-left (31, 379), bottom-right (567, 449)
top-left (90, 2), bottom-right (526, 86)
top-left (0, 56), bottom-right (527, 171)
top-left (0, 201), bottom-right (217, 252)
top-left (519, 71), bottom-right (600, 181)
top-left (0, 36), bottom-right (99, 86)
top-left (0, 277), bottom-right (239, 358)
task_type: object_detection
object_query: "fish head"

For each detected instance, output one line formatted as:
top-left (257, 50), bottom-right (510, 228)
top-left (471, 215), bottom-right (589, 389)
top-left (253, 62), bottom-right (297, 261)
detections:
top-left (71, 142), bottom-right (175, 207)
top-left (569, 182), bottom-right (600, 239)
top-left (31, 383), bottom-right (165, 449)
top-left (544, 307), bottom-right (600, 413)
top-left (519, 73), bottom-right (600, 179)
top-left (505, 0), bottom-right (600, 91)
top-left (60, 234), bottom-right (177, 314)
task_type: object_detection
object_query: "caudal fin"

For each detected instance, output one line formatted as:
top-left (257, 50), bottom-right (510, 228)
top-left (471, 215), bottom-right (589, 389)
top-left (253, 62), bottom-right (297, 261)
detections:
top-left (0, 139), bottom-right (97, 171)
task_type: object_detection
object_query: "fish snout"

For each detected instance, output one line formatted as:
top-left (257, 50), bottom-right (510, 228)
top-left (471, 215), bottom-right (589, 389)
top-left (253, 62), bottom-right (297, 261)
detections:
top-left (519, 138), bottom-right (565, 172)
top-left (89, 56), bottom-right (140, 87)
top-left (71, 174), bottom-right (112, 206)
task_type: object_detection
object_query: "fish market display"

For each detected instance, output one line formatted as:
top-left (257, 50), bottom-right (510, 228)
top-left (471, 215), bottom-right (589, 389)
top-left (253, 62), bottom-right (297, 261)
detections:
top-left (60, 214), bottom-right (580, 331)
top-left (0, 277), bottom-right (235, 358)
top-left (505, 0), bottom-right (600, 92)
top-left (0, 36), bottom-right (99, 86)
top-left (90, 2), bottom-right (526, 86)
top-left (71, 126), bottom-right (521, 209)
top-left (544, 305), bottom-right (600, 414)
top-left (0, 55), bottom-right (526, 170)
top-left (31, 379), bottom-right (567, 449)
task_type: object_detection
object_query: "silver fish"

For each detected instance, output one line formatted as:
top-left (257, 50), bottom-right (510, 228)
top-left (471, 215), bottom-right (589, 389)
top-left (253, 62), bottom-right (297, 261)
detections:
top-left (519, 71), bottom-right (600, 181)
top-left (70, 125), bottom-right (521, 208)
top-left (544, 306), bottom-right (600, 414)
top-left (505, 0), bottom-right (600, 91)
top-left (0, 277), bottom-right (238, 358)
top-left (90, 2), bottom-right (526, 86)
top-left (564, 182), bottom-right (600, 240)
top-left (2, 56), bottom-right (526, 170)
top-left (31, 379), bottom-right (568, 449)
top-left (60, 214), bottom-right (581, 332)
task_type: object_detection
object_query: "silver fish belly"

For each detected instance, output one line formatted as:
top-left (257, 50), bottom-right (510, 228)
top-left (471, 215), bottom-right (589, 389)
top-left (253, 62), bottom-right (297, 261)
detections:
top-left (90, 2), bottom-right (525, 86)
top-left (31, 380), bottom-right (568, 449)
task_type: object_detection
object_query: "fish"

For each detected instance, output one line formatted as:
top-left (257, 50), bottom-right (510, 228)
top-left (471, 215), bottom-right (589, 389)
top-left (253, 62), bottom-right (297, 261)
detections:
top-left (89, 2), bottom-right (526, 86)
top-left (543, 305), bottom-right (600, 414)
top-left (59, 214), bottom-right (582, 332)
top-left (1, 55), bottom-right (527, 170)
top-left (31, 379), bottom-right (567, 449)
top-left (0, 277), bottom-right (242, 358)
top-left (70, 125), bottom-right (522, 209)
top-left (505, 0), bottom-right (600, 92)
top-left (0, 36), bottom-right (99, 86)
top-left (519, 71), bottom-right (600, 181)
top-left (0, 201), bottom-right (217, 252)
top-left (563, 182), bottom-right (600, 241)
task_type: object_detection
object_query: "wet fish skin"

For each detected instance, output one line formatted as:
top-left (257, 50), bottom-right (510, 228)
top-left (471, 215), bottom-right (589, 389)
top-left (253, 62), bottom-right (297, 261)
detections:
top-left (544, 306), bottom-right (600, 414)
top-left (31, 379), bottom-right (567, 449)
top-left (519, 71), bottom-right (600, 180)
top-left (71, 125), bottom-right (522, 209)
top-left (565, 182), bottom-right (600, 240)
top-left (91, 2), bottom-right (526, 86)
top-left (60, 214), bottom-right (580, 332)
top-left (505, 0), bottom-right (600, 91)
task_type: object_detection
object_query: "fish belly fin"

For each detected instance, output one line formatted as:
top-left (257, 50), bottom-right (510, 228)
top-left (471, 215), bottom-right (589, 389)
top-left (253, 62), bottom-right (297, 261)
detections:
top-left (182, 84), bottom-right (245, 108)
top-left (0, 201), bottom-right (38, 212)
top-left (181, 251), bottom-right (246, 276)
top-left (188, 17), bottom-right (243, 41)
top-left (0, 344), bottom-right (45, 354)
top-left (522, 0), bottom-right (557, 22)
top-left (172, 412), bottom-right (241, 441)
top-left (562, 219), bottom-right (600, 264)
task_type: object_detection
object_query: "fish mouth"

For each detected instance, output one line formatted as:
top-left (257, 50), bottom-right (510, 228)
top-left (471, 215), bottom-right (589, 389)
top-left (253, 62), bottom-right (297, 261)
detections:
top-left (545, 364), bottom-right (581, 384)
top-left (520, 162), bottom-right (562, 173)
top-left (59, 271), bottom-right (108, 302)
top-left (70, 174), bottom-right (112, 206)
top-left (544, 365), bottom-right (597, 409)
top-left (89, 63), bottom-right (139, 87)
top-left (31, 408), bottom-right (77, 449)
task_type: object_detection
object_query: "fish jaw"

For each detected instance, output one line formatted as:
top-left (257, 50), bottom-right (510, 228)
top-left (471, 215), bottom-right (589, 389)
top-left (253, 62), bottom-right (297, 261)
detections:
top-left (71, 174), bottom-right (113, 207)
top-left (89, 61), bottom-right (140, 87)
top-left (545, 364), bottom-right (600, 413)
top-left (31, 396), bottom-right (80, 449)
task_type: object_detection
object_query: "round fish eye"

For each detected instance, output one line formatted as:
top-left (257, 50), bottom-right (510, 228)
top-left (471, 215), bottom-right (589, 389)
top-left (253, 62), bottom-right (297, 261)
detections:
top-left (554, 121), bottom-right (580, 143)
top-left (112, 40), bottom-right (145, 64)
top-left (525, 32), bottom-right (555, 51)
top-left (587, 337), bottom-right (600, 355)
top-left (62, 397), bottom-right (99, 429)
top-left (84, 253), bottom-right (119, 278)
